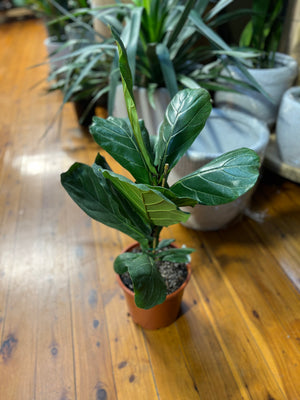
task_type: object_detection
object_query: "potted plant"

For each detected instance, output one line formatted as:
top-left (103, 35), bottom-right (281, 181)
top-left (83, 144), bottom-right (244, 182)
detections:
top-left (24, 0), bottom-right (93, 70)
top-left (108, 0), bottom-right (267, 134)
top-left (46, 38), bottom-right (115, 126)
top-left (56, 0), bottom-right (264, 134)
top-left (60, 33), bottom-right (260, 329)
top-left (214, 0), bottom-right (298, 127)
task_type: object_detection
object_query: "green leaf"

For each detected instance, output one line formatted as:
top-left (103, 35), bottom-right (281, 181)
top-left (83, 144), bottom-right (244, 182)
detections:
top-left (166, 0), bottom-right (196, 48)
top-left (61, 162), bottom-right (152, 246)
top-left (204, 0), bottom-right (233, 22)
top-left (102, 170), bottom-right (190, 226)
top-left (158, 247), bottom-right (194, 263)
top-left (152, 186), bottom-right (197, 207)
top-left (239, 21), bottom-right (253, 48)
top-left (189, 10), bottom-right (233, 52)
top-left (156, 43), bottom-right (178, 98)
top-left (154, 88), bottom-right (212, 176)
top-left (121, 7), bottom-right (143, 84)
top-left (128, 253), bottom-right (167, 309)
top-left (156, 239), bottom-right (175, 249)
top-left (114, 252), bottom-right (141, 274)
top-left (170, 148), bottom-right (260, 206)
top-left (90, 116), bottom-right (152, 184)
top-left (111, 27), bottom-right (158, 180)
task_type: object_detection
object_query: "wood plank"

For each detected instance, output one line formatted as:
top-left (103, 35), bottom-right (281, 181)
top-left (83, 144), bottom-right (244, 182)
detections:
top-left (59, 113), bottom-right (118, 400)
top-left (1, 17), bottom-right (300, 400)
top-left (206, 225), bottom-right (300, 399)
top-left (170, 225), bottom-right (287, 400)
top-left (247, 173), bottom-right (300, 289)
top-left (92, 223), bottom-right (159, 400)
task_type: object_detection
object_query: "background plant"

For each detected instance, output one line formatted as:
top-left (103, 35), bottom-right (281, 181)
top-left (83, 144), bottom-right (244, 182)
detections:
top-left (23, 0), bottom-right (91, 40)
top-left (238, 0), bottom-right (285, 68)
top-left (52, 0), bottom-right (266, 114)
top-left (61, 31), bottom-right (260, 309)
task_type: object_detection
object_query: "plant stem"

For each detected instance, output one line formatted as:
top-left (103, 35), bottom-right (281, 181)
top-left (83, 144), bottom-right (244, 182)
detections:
top-left (161, 163), bottom-right (169, 187)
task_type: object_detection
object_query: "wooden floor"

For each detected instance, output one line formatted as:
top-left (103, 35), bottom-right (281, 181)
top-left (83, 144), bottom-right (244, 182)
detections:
top-left (0, 19), bottom-right (300, 400)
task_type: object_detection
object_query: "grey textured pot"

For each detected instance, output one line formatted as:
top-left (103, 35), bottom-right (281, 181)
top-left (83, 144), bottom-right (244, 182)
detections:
top-left (169, 108), bottom-right (270, 231)
top-left (276, 86), bottom-right (300, 168)
top-left (112, 84), bottom-right (171, 136)
top-left (214, 53), bottom-right (298, 127)
top-left (44, 37), bottom-right (69, 71)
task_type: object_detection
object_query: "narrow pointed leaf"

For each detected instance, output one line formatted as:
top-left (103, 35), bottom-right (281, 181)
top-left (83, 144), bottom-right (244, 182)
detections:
top-left (170, 148), bottom-right (260, 206)
top-left (121, 7), bottom-right (143, 84)
top-left (156, 43), bottom-right (178, 98)
top-left (167, 0), bottom-right (196, 48)
top-left (154, 88), bottom-right (212, 175)
top-left (111, 27), bottom-right (157, 178)
top-left (102, 170), bottom-right (190, 226)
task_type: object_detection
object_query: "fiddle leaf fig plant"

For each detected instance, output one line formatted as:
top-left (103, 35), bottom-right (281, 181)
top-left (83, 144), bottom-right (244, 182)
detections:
top-left (61, 33), bottom-right (260, 310)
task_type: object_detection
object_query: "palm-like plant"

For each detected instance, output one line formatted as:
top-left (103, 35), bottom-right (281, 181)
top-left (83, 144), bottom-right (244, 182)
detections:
top-left (50, 0), bottom-right (264, 114)
top-left (105, 0), bottom-right (265, 111)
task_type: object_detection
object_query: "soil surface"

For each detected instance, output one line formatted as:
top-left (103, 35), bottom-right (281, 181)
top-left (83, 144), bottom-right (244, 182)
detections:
top-left (120, 256), bottom-right (188, 295)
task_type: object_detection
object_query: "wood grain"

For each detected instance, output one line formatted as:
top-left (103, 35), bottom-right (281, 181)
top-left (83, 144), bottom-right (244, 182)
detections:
top-left (0, 18), bottom-right (299, 400)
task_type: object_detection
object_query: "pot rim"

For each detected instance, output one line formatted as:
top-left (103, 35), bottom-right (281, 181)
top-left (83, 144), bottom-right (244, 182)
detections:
top-left (116, 242), bottom-right (192, 303)
top-left (285, 86), bottom-right (300, 102)
top-left (186, 108), bottom-right (270, 161)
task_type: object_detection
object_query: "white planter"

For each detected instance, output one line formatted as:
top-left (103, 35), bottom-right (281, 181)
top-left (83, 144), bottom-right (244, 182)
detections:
top-left (44, 37), bottom-right (70, 71)
top-left (112, 84), bottom-right (171, 136)
top-left (214, 53), bottom-right (298, 127)
top-left (169, 108), bottom-right (270, 231)
top-left (65, 22), bottom-right (94, 50)
top-left (276, 86), bottom-right (300, 168)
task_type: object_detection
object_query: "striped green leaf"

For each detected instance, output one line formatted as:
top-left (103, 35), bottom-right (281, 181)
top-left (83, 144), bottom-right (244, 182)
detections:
top-left (102, 170), bottom-right (190, 226)
top-left (170, 148), bottom-right (260, 206)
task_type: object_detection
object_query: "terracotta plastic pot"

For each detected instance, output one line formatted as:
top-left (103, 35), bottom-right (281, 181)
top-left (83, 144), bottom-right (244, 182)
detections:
top-left (116, 243), bottom-right (192, 330)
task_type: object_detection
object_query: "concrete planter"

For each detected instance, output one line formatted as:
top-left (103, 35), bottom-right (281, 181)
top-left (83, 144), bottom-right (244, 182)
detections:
top-left (214, 53), bottom-right (298, 127)
top-left (169, 108), bottom-right (270, 231)
top-left (276, 86), bottom-right (300, 168)
top-left (112, 84), bottom-right (170, 136)
top-left (44, 37), bottom-right (69, 71)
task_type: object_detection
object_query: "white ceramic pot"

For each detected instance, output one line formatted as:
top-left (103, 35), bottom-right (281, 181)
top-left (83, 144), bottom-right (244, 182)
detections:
top-left (276, 86), bottom-right (300, 168)
top-left (169, 108), bottom-right (270, 231)
top-left (214, 53), bottom-right (298, 127)
top-left (112, 84), bottom-right (171, 136)
top-left (65, 22), bottom-right (94, 50)
top-left (44, 37), bottom-right (70, 71)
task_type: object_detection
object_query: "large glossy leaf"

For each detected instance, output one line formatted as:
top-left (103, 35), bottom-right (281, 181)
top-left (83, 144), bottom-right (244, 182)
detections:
top-left (154, 88), bottom-right (212, 176)
top-left (90, 116), bottom-right (152, 184)
top-left (170, 148), bottom-right (260, 206)
top-left (127, 253), bottom-right (167, 309)
top-left (61, 162), bottom-right (152, 246)
top-left (102, 170), bottom-right (190, 226)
